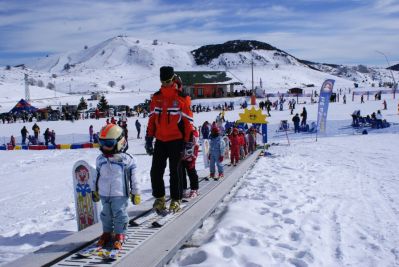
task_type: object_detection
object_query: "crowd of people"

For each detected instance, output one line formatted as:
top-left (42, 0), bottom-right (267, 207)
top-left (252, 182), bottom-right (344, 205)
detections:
top-left (351, 109), bottom-right (390, 129)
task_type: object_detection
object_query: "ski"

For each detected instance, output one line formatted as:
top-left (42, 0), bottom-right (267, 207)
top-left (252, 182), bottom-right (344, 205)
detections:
top-left (129, 209), bottom-right (158, 226)
top-left (75, 243), bottom-right (103, 258)
top-left (99, 248), bottom-right (121, 261)
top-left (152, 204), bottom-right (186, 228)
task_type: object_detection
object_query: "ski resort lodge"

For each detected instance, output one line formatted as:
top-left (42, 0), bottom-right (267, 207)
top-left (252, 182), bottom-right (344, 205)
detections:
top-left (175, 71), bottom-right (242, 99)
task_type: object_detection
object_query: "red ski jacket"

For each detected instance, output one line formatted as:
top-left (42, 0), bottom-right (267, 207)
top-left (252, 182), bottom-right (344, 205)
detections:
top-left (146, 84), bottom-right (193, 142)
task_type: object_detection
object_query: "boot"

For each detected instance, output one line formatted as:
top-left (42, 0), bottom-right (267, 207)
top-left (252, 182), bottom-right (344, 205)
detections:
top-left (169, 199), bottom-right (181, 213)
top-left (188, 190), bottom-right (198, 198)
top-left (113, 234), bottom-right (125, 250)
top-left (153, 196), bottom-right (166, 213)
top-left (96, 232), bottom-right (111, 247)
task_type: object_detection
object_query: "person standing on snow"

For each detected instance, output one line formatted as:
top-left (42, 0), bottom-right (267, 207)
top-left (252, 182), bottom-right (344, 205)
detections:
top-left (293, 113), bottom-right (300, 133)
top-left (50, 130), bottom-right (56, 146)
top-left (208, 126), bottom-right (225, 179)
top-left (32, 123), bottom-right (40, 141)
top-left (300, 107), bottom-right (307, 127)
top-left (229, 127), bottom-right (240, 166)
top-left (182, 126), bottom-right (200, 198)
top-left (145, 66), bottom-right (193, 213)
top-left (135, 119), bottom-right (141, 139)
top-left (92, 124), bottom-right (141, 251)
top-left (21, 126), bottom-right (28, 145)
top-left (89, 125), bottom-right (94, 143)
top-left (44, 128), bottom-right (51, 146)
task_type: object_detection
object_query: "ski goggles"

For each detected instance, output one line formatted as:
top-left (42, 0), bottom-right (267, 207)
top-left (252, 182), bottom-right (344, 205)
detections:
top-left (99, 138), bottom-right (117, 148)
top-left (99, 134), bottom-right (123, 148)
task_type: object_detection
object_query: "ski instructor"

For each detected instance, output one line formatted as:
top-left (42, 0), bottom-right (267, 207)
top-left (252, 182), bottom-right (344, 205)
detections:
top-left (145, 66), bottom-right (193, 213)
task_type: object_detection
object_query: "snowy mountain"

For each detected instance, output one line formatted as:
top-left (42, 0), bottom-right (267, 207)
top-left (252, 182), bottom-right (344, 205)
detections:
top-left (1, 37), bottom-right (397, 102)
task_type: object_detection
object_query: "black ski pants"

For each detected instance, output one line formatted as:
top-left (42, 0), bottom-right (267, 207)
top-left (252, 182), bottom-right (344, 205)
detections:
top-left (181, 161), bottom-right (199, 191)
top-left (151, 139), bottom-right (184, 200)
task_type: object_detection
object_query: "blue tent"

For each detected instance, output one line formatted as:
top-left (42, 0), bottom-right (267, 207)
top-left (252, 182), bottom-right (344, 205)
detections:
top-left (9, 99), bottom-right (38, 113)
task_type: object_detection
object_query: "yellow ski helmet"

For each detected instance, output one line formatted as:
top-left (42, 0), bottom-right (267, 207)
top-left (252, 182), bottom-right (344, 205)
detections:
top-left (98, 124), bottom-right (127, 154)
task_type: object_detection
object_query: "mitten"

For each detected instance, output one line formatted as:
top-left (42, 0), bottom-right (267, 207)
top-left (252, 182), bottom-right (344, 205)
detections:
top-left (130, 193), bottom-right (141, 205)
top-left (92, 191), bottom-right (100, 202)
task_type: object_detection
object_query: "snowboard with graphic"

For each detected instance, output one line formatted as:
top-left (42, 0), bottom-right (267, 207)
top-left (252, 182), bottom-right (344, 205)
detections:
top-left (72, 160), bottom-right (100, 231)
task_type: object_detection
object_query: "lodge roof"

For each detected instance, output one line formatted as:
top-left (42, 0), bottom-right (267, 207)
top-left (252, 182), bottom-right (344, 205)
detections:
top-left (175, 71), bottom-right (242, 85)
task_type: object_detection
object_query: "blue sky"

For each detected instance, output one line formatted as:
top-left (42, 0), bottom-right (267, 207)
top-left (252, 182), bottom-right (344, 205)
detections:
top-left (0, 0), bottom-right (398, 66)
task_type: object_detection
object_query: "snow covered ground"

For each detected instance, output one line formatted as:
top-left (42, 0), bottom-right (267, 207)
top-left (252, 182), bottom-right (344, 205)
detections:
top-left (0, 92), bottom-right (399, 266)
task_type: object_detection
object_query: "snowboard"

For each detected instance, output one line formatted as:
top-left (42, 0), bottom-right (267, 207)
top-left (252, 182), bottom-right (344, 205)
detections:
top-left (72, 160), bottom-right (100, 231)
top-left (202, 139), bottom-right (210, 168)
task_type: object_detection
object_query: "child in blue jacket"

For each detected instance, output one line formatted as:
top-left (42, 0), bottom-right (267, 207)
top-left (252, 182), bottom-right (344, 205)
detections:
top-left (209, 126), bottom-right (225, 179)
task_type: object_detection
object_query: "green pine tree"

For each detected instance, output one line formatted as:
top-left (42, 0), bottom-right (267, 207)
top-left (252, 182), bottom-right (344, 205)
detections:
top-left (97, 95), bottom-right (109, 112)
top-left (77, 97), bottom-right (88, 110)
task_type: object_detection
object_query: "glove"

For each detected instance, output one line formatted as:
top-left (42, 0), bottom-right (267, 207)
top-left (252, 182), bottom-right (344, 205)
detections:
top-left (183, 142), bottom-right (194, 160)
top-left (219, 156), bottom-right (224, 162)
top-left (145, 136), bottom-right (154, 155)
top-left (130, 193), bottom-right (141, 205)
top-left (92, 191), bottom-right (100, 202)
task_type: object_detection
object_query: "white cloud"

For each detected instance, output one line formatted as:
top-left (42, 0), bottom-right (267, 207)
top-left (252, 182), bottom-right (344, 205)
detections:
top-left (0, 0), bottom-right (398, 65)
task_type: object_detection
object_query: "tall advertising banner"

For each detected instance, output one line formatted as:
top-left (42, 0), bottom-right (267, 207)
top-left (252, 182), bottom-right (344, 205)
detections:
top-left (316, 79), bottom-right (335, 136)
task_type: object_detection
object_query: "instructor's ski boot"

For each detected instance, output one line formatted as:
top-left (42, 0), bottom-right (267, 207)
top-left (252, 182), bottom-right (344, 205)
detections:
top-left (113, 234), bottom-right (125, 250)
top-left (97, 232), bottom-right (111, 247)
top-left (153, 196), bottom-right (166, 213)
top-left (169, 199), bottom-right (181, 213)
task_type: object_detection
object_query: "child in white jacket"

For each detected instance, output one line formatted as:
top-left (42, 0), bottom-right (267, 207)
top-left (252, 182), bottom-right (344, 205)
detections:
top-left (93, 124), bottom-right (141, 250)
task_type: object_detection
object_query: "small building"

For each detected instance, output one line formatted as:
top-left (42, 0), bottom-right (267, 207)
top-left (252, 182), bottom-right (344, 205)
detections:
top-left (175, 71), bottom-right (242, 99)
top-left (287, 88), bottom-right (304, 95)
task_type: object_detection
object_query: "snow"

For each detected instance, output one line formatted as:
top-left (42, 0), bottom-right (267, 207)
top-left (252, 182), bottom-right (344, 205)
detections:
top-left (0, 93), bottom-right (399, 266)
top-left (0, 37), bottom-right (399, 266)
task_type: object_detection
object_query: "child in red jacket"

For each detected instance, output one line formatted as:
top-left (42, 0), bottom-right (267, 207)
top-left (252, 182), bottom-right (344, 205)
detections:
top-left (229, 128), bottom-right (240, 166)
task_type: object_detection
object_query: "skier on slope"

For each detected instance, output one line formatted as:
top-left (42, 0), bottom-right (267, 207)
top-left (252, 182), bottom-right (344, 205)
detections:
top-left (145, 66), bottom-right (193, 213)
top-left (92, 124), bottom-right (141, 251)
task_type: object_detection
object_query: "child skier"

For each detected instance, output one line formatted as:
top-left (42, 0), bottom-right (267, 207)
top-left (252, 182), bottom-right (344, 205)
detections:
top-left (92, 124), bottom-right (141, 251)
top-left (182, 126), bottom-right (200, 198)
top-left (229, 127), bottom-right (240, 166)
top-left (209, 126), bottom-right (225, 179)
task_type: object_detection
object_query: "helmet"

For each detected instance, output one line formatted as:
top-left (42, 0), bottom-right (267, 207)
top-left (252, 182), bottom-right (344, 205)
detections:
top-left (211, 126), bottom-right (220, 134)
top-left (98, 124), bottom-right (127, 154)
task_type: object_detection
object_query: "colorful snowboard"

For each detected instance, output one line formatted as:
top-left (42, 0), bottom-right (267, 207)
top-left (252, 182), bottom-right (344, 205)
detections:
top-left (72, 160), bottom-right (100, 231)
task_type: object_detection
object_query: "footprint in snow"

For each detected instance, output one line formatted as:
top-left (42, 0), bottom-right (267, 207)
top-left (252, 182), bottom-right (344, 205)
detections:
top-left (179, 250), bottom-right (207, 266)
top-left (284, 218), bottom-right (296, 224)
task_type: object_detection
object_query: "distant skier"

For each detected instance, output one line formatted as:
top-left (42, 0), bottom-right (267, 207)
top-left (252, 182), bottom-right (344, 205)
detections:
top-left (21, 126), bottom-right (28, 145)
top-left (89, 125), bottom-right (94, 143)
top-left (293, 113), bottom-right (300, 133)
top-left (50, 130), bottom-right (56, 146)
top-left (92, 124), bottom-right (141, 251)
top-left (135, 119), bottom-right (141, 139)
top-left (300, 107), bottom-right (307, 127)
top-left (44, 128), bottom-right (51, 146)
top-left (32, 123), bottom-right (40, 140)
